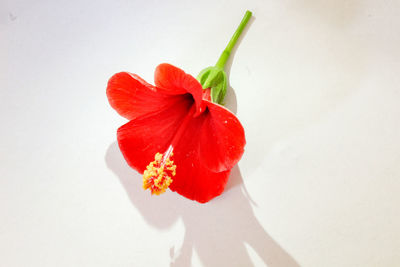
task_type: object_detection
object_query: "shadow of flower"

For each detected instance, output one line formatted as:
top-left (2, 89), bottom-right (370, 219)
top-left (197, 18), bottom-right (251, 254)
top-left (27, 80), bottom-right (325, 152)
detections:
top-left (105, 143), bottom-right (300, 267)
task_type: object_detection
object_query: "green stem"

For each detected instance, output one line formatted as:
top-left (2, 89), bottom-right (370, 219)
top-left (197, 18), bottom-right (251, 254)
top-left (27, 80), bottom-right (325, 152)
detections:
top-left (215, 10), bottom-right (252, 69)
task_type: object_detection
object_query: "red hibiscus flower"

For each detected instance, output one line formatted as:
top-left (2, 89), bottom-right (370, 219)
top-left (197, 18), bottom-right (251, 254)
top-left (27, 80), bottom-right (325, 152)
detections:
top-left (107, 10), bottom-right (251, 203)
top-left (107, 64), bottom-right (245, 203)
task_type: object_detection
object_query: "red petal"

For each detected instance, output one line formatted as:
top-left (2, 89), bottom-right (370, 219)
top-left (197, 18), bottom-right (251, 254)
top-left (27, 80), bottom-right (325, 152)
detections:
top-left (107, 72), bottom-right (183, 120)
top-left (169, 111), bottom-right (232, 203)
top-left (170, 167), bottom-right (231, 204)
top-left (117, 95), bottom-right (193, 173)
top-left (154, 64), bottom-right (204, 115)
top-left (199, 102), bottom-right (246, 172)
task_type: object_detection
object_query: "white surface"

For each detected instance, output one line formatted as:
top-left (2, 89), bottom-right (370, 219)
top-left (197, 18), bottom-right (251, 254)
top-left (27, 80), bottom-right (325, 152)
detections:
top-left (1, 0), bottom-right (400, 266)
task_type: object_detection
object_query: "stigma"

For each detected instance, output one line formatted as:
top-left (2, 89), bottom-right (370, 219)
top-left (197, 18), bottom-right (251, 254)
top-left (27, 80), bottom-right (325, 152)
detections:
top-left (143, 151), bottom-right (176, 195)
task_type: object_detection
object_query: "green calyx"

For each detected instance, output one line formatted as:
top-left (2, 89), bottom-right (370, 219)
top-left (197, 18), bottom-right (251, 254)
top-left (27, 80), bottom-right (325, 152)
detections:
top-left (197, 66), bottom-right (227, 104)
top-left (196, 10), bottom-right (252, 105)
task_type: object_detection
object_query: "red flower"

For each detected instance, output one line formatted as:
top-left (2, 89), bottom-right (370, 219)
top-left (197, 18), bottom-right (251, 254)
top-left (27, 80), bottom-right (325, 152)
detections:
top-left (107, 63), bottom-right (245, 203)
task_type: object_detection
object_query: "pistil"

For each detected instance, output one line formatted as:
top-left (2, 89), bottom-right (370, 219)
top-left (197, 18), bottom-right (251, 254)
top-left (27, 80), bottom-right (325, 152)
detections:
top-left (142, 104), bottom-right (197, 195)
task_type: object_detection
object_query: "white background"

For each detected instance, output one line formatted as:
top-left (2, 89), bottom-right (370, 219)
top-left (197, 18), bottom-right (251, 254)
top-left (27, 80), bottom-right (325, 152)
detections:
top-left (1, 0), bottom-right (400, 266)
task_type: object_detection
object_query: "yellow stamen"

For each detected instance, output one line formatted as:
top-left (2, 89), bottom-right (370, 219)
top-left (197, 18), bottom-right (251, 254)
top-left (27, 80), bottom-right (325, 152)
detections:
top-left (143, 152), bottom-right (176, 195)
